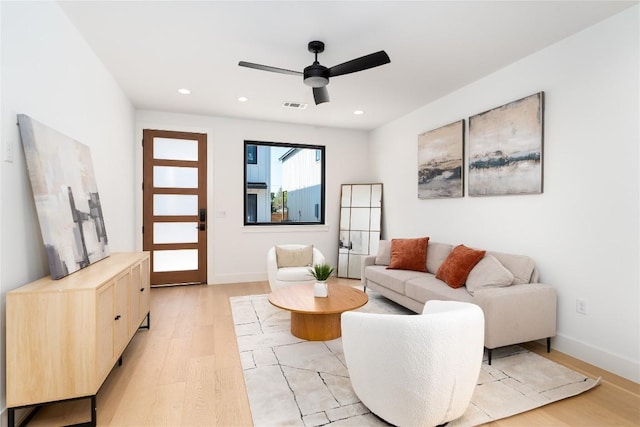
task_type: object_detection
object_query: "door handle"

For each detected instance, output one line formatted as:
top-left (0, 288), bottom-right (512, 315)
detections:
top-left (196, 223), bottom-right (206, 231)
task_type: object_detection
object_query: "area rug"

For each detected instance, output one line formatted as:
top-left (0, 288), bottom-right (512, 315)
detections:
top-left (231, 290), bottom-right (600, 427)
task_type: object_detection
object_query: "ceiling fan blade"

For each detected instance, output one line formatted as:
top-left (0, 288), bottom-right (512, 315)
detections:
top-left (238, 61), bottom-right (302, 76)
top-left (328, 51), bottom-right (390, 77)
top-left (313, 87), bottom-right (329, 105)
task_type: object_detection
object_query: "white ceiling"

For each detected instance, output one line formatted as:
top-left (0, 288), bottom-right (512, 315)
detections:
top-left (59, 1), bottom-right (636, 131)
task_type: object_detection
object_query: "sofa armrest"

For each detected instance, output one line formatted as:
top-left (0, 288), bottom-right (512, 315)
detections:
top-left (473, 283), bottom-right (557, 349)
top-left (361, 255), bottom-right (376, 287)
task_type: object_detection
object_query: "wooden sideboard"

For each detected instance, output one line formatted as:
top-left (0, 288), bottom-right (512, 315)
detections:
top-left (6, 252), bottom-right (150, 425)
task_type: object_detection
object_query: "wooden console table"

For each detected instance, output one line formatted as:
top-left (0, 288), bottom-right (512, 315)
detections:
top-left (6, 252), bottom-right (151, 427)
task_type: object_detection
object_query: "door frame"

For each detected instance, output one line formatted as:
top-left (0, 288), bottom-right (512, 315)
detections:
top-left (142, 129), bottom-right (208, 286)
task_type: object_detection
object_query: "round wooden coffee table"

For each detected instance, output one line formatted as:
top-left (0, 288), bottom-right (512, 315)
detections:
top-left (268, 283), bottom-right (368, 341)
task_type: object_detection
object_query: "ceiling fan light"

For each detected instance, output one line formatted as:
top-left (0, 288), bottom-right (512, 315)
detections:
top-left (304, 76), bottom-right (329, 88)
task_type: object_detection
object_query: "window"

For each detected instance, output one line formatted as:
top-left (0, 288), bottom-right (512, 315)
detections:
top-left (244, 140), bottom-right (325, 225)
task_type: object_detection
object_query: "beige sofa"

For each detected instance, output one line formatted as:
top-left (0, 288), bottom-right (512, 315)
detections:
top-left (361, 240), bottom-right (557, 363)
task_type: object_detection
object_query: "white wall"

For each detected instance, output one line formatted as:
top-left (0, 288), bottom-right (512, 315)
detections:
top-left (370, 6), bottom-right (639, 382)
top-left (135, 111), bottom-right (371, 284)
top-left (0, 0), bottom-right (135, 415)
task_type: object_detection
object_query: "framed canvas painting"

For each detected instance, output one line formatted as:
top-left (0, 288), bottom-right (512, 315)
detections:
top-left (17, 114), bottom-right (110, 279)
top-left (468, 92), bottom-right (544, 196)
top-left (418, 119), bottom-right (464, 199)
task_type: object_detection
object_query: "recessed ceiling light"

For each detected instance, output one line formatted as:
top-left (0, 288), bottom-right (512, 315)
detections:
top-left (178, 88), bottom-right (191, 95)
top-left (238, 96), bottom-right (248, 102)
top-left (354, 110), bottom-right (365, 115)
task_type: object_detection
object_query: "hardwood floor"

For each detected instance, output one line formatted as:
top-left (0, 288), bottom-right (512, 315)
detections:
top-left (26, 280), bottom-right (639, 426)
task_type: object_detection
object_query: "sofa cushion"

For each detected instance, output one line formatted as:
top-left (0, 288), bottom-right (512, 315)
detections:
top-left (466, 255), bottom-right (514, 295)
top-left (487, 251), bottom-right (536, 284)
top-left (276, 266), bottom-right (314, 282)
top-left (426, 242), bottom-right (453, 274)
top-left (405, 275), bottom-right (475, 304)
top-left (387, 237), bottom-right (429, 272)
top-left (365, 265), bottom-right (428, 295)
top-left (436, 244), bottom-right (486, 288)
top-left (276, 245), bottom-right (313, 268)
top-left (375, 240), bottom-right (391, 265)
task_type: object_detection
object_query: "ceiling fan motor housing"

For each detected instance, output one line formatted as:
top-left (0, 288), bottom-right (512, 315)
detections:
top-left (303, 63), bottom-right (329, 88)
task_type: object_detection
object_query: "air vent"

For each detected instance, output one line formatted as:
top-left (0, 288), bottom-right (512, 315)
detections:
top-left (282, 102), bottom-right (308, 110)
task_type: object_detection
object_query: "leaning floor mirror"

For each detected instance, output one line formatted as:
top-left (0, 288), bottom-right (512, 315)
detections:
top-left (338, 183), bottom-right (383, 279)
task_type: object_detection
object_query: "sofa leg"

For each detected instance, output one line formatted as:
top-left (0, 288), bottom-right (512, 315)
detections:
top-left (547, 337), bottom-right (551, 353)
top-left (486, 348), bottom-right (492, 365)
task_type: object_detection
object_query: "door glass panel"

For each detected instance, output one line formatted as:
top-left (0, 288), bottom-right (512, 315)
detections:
top-left (154, 137), bottom-right (198, 161)
top-left (153, 166), bottom-right (198, 188)
top-left (153, 222), bottom-right (198, 244)
top-left (153, 194), bottom-right (198, 216)
top-left (154, 249), bottom-right (198, 272)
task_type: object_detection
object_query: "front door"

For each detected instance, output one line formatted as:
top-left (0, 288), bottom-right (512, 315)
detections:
top-left (143, 129), bottom-right (207, 285)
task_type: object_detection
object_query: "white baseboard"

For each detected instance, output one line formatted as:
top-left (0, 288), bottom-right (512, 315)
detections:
top-left (208, 272), bottom-right (267, 285)
top-left (552, 333), bottom-right (639, 383)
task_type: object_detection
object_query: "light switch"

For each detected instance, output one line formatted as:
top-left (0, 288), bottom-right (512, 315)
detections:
top-left (4, 140), bottom-right (14, 163)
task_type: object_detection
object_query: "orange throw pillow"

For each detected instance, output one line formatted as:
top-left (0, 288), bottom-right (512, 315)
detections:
top-left (436, 244), bottom-right (486, 288)
top-left (387, 237), bottom-right (429, 272)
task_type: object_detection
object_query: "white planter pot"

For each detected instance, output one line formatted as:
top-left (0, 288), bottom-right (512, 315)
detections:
top-left (314, 281), bottom-right (328, 297)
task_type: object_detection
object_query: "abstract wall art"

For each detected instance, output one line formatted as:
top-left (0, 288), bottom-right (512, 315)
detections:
top-left (17, 114), bottom-right (109, 279)
top-left (418, 119), bottom-right (464, 199)
top-left (468, 92), bottom-right (544, 196)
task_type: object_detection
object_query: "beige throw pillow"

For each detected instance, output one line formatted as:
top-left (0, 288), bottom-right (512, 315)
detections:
top-left (275, 245), bottom-right (313, 268)
top-left (426, 242), bottom-right (453, 274)
top-left (466, 255), bottom-right (514, 295)
top-left (375, 240), bottom-right (391, 265)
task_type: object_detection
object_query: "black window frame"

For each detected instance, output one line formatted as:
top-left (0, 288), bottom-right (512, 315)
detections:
top-left (244, 140), bottom-right (326, 226)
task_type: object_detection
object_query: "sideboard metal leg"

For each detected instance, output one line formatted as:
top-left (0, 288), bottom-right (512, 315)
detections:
top-left (9, 408), bottom-right (15, 427)
top-left (91, 395), bottom-right (97, 427)
top-left (547, 337), bottom-right (551, 353)
top-left (139, 311), bottom-right (151, 330)
top-left (487, 348), bottom-right (492, 365)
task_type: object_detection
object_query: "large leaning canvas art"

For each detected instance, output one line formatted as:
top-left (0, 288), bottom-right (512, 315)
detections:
top-left (18, 114), bottom-right (109, 279)
top-left (418, 119), bottom-right (464, 199)
top-left (468, 92), bottom-right (544, 196)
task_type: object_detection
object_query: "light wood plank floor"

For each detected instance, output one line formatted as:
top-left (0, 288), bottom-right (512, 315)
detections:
top-left (26, 279), bottom-right (639, 426)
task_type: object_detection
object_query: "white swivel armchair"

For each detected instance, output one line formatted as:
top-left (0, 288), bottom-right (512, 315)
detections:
top-left (341, 300), bottom-right (485, 427)
top-left (267, 244), bottom-right (325, 291)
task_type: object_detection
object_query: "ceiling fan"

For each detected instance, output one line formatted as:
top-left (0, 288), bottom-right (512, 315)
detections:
top-left (238, 41), bottom-right (391, 105)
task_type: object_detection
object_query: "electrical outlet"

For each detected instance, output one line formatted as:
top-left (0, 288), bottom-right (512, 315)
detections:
top-left (576, 298), bottom-right (587, 315)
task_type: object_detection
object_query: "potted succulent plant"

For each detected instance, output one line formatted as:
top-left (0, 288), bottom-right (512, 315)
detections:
top-left (309, 263), bottom-right (334, 297)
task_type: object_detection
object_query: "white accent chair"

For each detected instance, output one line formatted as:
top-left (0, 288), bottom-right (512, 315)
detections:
top-left (341, 300), bottom-right (485, 427)
top-left (267, 244), bottom-right (325, 291)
